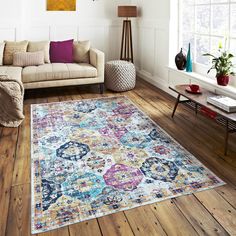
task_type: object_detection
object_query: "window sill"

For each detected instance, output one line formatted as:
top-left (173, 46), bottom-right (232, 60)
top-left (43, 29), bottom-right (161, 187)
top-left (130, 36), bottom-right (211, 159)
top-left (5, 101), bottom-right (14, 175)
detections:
top-left (168, 66), bottom-right (236, 99)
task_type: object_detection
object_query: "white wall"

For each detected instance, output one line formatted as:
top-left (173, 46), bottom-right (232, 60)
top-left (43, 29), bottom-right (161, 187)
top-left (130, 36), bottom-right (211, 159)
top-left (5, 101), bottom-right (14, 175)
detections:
top-left (135, 0), bottom-right (170, 20)
top-left (130, 0), bottom-right (175, 92)
top-left (0, 0), bottom-right (131, 61)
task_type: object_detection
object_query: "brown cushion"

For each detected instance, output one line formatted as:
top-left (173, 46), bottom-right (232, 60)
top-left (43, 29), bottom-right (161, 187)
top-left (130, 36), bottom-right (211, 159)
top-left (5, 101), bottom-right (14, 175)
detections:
top-left (13, 51), bottom-right (45, 67)
top-left (73, 40), bottom-right (90, 63)
top-left (27, 41), bottom-right (50, 63)
top-left (3, 41), bottom-right (28, 65)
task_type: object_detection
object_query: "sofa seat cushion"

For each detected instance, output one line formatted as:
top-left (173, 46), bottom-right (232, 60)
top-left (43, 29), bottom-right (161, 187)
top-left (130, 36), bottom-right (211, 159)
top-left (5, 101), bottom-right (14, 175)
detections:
top-left (22, 63), bottom-right (97, 83)
top-left (0, 66), bottom-right (22, 82)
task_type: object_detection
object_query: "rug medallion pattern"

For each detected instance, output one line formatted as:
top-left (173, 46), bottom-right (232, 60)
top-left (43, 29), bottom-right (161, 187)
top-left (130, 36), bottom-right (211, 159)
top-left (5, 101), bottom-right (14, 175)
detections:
top-left (31, 96), bottom-right (224, 233)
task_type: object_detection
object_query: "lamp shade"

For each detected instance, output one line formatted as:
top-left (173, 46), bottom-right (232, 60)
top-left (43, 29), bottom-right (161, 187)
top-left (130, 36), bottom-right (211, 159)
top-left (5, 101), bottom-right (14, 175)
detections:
top-left (118, 6), bottom-right (137, 18)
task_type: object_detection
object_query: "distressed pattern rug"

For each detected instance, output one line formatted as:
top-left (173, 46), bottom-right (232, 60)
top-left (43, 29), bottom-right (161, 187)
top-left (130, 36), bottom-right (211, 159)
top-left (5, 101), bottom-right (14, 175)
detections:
top-left (31, 96), bottom-right (224, 233)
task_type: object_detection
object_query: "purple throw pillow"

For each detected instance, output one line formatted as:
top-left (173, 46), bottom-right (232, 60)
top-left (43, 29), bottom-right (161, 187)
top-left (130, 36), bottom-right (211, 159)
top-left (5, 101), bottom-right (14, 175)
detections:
top-left (50, 39), bottom-right (74, 63)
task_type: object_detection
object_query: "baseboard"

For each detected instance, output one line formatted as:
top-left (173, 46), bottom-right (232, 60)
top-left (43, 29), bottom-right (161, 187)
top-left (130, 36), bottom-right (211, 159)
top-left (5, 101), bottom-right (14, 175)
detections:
top-left (136, 70), bottom-right (174, 97)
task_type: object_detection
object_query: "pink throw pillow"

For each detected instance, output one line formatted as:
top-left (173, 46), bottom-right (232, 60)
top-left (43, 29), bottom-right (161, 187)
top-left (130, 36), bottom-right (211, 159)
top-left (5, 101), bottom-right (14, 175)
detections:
top-left (50, 39), bottom-right (74, 63)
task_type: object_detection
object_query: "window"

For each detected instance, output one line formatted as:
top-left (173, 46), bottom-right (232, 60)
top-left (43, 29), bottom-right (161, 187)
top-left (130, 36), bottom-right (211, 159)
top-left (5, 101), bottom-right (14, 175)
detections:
top-left (179, 0), bottom-right (236, 69)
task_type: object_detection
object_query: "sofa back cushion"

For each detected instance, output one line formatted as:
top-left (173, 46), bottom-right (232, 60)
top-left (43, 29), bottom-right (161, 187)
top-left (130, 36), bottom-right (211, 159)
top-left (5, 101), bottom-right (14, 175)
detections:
top-left (50, 39), bottom-right (74, 63)
top-left (28, 41), bottom-right (50, 63)
top-left (73, 40), bottom-right (90, 63)
top-left (13, 51), bottom-right (45, 67)
top-left (3, 41), bottom-right (28, 65)
top-left (0, 42), bottom-right (5, 65)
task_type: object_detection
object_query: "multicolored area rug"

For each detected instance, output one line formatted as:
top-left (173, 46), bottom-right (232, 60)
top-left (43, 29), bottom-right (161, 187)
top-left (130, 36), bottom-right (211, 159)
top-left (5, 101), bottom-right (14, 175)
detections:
top-left (31, 96), bottom-right (224, 233)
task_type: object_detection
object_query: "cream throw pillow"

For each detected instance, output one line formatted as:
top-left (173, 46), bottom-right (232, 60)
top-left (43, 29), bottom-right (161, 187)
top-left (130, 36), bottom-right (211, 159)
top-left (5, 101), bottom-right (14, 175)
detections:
top-left (13, 51), bottom-right (44, 67)
top-left (3, 40), bottom-right (28, 65)
top-left (0, 42), bottom-right (5, 65)
top-left (73, 40), bottom-right (90, 63)
top-left (28, 41), bottom-right (50, 63)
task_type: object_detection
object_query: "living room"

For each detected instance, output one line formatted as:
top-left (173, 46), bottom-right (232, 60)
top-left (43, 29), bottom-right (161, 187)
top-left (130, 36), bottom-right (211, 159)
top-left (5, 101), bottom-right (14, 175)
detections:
top-left (0, 0), bottom-right (236, 235)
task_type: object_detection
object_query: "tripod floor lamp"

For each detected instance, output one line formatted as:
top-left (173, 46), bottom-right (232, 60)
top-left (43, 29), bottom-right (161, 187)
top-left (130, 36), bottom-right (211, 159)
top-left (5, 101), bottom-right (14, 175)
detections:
top-left (118, 6), bottom-right (137, 63)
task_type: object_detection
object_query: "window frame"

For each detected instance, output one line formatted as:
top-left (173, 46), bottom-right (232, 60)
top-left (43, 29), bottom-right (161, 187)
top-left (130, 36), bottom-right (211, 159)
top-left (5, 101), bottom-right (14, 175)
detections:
top-left (178, 0), bottom-right (236, 82)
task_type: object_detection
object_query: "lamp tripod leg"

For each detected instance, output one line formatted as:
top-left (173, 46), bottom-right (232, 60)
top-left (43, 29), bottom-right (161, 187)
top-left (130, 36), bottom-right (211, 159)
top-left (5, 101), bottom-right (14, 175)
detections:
top-left (120, 20), bottom-right (125, 60)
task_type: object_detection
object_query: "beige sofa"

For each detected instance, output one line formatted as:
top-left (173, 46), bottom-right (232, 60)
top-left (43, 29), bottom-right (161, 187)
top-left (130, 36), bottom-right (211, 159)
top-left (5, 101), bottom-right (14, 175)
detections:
top-left (0, 47), bottom-right (105, 93)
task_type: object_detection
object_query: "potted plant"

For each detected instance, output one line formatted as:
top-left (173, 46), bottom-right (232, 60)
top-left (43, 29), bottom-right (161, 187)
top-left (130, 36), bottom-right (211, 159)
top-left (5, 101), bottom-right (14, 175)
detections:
top-left (203, 43), bottom-right (235, 86)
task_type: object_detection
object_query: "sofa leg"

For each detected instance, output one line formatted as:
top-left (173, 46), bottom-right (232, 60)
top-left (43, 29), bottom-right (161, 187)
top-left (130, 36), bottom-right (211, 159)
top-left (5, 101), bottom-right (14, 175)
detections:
top-left (99, 83), bottom-right (104, 94)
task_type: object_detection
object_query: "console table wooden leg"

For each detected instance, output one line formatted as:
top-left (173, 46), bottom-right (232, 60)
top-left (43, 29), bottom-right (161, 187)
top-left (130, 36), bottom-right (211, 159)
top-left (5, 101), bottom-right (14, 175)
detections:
top-left (172, 94), bottom-right (181, 118)
top-left (224, 119), bottom-right (229, 155)
top-left (195, 103), bottom-right (198, 115)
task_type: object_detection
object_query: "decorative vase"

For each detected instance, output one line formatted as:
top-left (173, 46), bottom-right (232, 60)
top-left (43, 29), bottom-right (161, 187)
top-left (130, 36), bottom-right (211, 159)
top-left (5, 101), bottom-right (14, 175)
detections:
top-left (175, 48), bottom-right (187, 70)
top-left (186, 43), bottom-right (193, 72)
top-left (216, 75), bottom-right (229, 86)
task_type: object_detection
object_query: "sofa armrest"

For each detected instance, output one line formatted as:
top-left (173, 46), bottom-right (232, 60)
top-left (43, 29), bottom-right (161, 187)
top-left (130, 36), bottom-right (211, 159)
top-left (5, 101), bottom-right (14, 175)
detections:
top-left (89, 48), bottom-right (105, 82)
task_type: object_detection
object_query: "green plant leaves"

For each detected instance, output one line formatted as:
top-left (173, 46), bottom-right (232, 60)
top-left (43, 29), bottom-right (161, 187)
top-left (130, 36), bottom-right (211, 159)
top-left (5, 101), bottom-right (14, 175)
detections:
top-left (203, 50), bottom-right (235, 76)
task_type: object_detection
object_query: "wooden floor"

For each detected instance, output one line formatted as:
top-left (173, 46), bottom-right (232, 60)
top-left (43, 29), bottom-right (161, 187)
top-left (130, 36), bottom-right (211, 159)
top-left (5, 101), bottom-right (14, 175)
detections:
top-left (0, 79), bottom-right (236, 236)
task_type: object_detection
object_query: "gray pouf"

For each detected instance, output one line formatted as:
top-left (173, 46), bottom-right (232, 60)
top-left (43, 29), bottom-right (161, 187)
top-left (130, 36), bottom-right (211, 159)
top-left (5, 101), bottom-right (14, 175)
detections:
top-left (105, 60), bottom-right (136, 92)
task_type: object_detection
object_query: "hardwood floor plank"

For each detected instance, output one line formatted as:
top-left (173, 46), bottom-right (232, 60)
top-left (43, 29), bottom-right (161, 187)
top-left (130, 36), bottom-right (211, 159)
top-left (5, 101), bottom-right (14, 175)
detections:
top-left (69, 219), bottom-right (102, 236)
top-left (58, 89), bottom-right (73, 102)
top-left (70, 94), bottom-right (83, 101)
top-left (12, 104), bottom-right (31, 186)
top-left (195, 189), bottom-right (236, 235)
top-left (98, 212), bottom-right (134, 236)
top-left (67, 87), bottom-right (83, 101)
top-left (47, 93), bottom-right (61, 103)
top-left (216, 185), bottom-right (236, 209)
top-left (37, 227), bottom-right (70, 236)
top-left (63, 86), bottom-right (88, 102)
top-left (124, 205), bottom-right (167, 236)
top-left (6, 184), bottom-right (30, 236)
top-left (173, 195), bottom-right (229, 235)
top-left (80, 93), bottom-right (103, 100)
top-left (0, 127), bottom-right (18, 236)
top-left (150, 200), bottom-right (198, 235)
top-left (0, 127), bottom-right (3, 138)
top-left (35, 97), bottom-right (48, 104)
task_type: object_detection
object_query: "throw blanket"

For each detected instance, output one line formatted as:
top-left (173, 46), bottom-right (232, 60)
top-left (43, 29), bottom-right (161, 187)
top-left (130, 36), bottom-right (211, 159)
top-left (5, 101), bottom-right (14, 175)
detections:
top-left (0, 74), bottom-right (24, 127)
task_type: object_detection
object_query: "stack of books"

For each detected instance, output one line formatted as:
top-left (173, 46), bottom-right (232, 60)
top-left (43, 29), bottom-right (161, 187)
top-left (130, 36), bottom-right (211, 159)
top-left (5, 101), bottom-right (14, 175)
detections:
top-left (207, 95), bottom-right (236, 113)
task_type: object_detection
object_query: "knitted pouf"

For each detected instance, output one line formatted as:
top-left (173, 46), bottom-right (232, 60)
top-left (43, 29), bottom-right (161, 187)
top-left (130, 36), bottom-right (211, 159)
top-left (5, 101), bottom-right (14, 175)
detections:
top-left (105, 60), bottom-right (136, 92)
